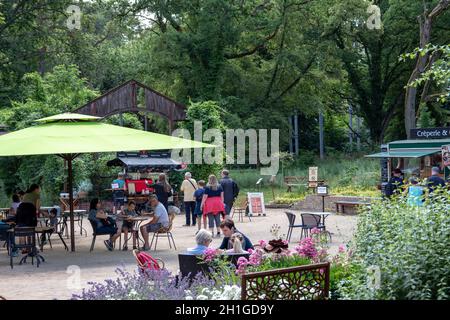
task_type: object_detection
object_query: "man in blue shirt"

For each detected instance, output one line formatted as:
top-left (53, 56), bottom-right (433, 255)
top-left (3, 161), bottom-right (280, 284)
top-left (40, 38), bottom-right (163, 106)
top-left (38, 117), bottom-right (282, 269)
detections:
top-left (427, 167), bottom-right (446, 192)
top-left (140, 194), bottom-right (170, 251)
top-left (186, 229), bottom-right (213, 255)
top-left (112, 173), bottom-right (126, 213)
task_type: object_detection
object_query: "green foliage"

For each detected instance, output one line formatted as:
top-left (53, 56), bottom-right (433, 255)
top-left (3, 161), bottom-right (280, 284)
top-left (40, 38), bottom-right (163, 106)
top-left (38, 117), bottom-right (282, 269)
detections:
top-left (341, 193), bottom-right (450, 299)
top-left (181, 100), bottom-right (225, 180)
top-left (417, 105), bottom-right (436, 128)
top-left (0, 65), bottom-right (100, 200)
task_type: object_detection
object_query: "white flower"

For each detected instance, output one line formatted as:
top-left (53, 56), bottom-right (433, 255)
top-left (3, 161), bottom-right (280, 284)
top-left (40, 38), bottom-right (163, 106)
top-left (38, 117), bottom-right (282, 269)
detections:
top-left (185, 296), bottom-right (194, 300)
top-left (196, 295), bottom-right (208, 300)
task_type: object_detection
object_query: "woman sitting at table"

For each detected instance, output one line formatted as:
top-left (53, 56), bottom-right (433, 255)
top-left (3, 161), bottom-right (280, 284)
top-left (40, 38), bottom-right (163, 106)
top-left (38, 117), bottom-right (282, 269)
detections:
top-left (119, 201), bottom-right (138, 251)
top-left (88, 198), bottom-right (120, 251)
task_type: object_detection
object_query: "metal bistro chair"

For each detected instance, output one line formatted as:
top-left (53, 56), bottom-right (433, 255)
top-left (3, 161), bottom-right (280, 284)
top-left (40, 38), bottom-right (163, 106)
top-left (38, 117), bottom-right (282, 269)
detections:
top-left (44, 217), bottom-right (69, 251)
top-left (300, 213), bottom-right (331, 242)
top-left (232, 200), bottom-right (251, 222)
top-left (285, 211), bottom-right (304, 242)
top-left (88, 219), bottom-right (117, 252)
top-left (118, 220), bottom-right (139, 250)
top-left (150, 213), bottom-right (177, 250)
top-left (10, 227), bottom-right (45, 269)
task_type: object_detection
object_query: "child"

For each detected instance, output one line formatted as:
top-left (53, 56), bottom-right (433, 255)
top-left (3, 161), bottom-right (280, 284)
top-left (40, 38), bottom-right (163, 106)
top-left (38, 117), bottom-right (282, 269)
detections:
top-left (193, 180), bottom-right (206, 232)
top-left (120, 201), bottom-right (137, 251)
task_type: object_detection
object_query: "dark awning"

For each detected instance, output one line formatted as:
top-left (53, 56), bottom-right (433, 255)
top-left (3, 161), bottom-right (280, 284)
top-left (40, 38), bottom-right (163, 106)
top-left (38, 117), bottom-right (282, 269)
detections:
top-left (107, 156), bottom-right (182, 169)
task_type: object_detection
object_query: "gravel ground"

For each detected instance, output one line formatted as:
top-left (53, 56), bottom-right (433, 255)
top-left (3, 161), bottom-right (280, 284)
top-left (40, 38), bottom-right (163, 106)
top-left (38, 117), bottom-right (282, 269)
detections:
top-left (0, 209), bottom-right (357, 300)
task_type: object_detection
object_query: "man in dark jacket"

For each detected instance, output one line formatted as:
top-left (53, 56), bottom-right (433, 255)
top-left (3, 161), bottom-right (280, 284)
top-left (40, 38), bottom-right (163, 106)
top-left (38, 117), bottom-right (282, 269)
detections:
top-left (219, 169), bottom-right (239, 217)
top-left (384, 168), bottom-right (404, 198)
top-left (428, 166), bottom-right (446, 192)
top-left (218, 219), bottom-right (254, 251)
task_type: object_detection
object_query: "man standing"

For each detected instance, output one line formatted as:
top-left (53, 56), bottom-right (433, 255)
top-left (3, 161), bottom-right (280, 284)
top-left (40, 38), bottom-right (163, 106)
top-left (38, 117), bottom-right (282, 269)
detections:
top-left (140, 194), bottom-right (170, 251)
top-left (112, 173), bottom-right (126, 213)
top-left (219, 169), bottom-right (239, 218)
top-left (427, 166), bottom-right (446, 192)
top-left (180, 172), bottom-right (198, 226)
top-left (384, 169), bottom-right (404, 198)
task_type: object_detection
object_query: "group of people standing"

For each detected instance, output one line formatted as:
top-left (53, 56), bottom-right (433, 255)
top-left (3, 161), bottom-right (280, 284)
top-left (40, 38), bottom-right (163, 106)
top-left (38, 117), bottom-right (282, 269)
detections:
top-left (385, 166), bottom-right (447, 206)
top-left (180, 170), bottom-right (239, 237)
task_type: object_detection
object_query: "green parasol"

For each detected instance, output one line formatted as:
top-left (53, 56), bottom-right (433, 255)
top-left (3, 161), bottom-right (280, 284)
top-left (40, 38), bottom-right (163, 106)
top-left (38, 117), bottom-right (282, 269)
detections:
top-left (0, 113), bottom-right (212, 251)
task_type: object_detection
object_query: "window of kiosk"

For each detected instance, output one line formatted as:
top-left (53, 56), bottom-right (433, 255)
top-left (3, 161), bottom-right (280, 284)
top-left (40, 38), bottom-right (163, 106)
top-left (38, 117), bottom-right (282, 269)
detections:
top-left (402, 158), bottom-right (421, 178)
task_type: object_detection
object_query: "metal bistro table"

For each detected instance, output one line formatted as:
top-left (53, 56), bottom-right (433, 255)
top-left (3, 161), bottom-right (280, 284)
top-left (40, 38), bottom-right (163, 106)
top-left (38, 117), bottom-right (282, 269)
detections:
top-left (63, 209), bottom-right (88, 238)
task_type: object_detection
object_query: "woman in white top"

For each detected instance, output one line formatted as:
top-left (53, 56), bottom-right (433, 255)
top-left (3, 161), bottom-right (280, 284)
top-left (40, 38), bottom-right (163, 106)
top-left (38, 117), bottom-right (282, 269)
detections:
top-left (9, 194), bottom-right (21, 217)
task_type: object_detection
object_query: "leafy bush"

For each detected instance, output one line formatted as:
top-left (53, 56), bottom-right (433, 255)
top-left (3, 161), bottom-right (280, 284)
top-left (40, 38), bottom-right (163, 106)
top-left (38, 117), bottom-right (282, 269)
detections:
top-left (340, 192), bottom-right (450, 299)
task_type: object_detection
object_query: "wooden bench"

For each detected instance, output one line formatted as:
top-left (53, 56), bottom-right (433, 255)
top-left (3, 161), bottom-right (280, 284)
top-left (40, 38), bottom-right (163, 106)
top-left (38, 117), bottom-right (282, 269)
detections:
top-left (335, 201), bottom-right (370, 214)
top-left (284, 176), bottom-right (307, 192)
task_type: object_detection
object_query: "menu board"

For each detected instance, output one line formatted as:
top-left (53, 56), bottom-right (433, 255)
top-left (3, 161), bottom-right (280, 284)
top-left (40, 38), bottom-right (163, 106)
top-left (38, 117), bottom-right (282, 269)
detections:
top-left (247, 192), bottom-right (266, 216)
top-left (309, 167), bottom-right (318, 182)
top-left (442, 145), bottom-right (450, 167)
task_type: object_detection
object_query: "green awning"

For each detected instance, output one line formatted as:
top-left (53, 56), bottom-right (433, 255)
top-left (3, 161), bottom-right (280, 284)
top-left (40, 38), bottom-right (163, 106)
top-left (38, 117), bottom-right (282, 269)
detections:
top-left (365, 150), bottom-right (439, 158)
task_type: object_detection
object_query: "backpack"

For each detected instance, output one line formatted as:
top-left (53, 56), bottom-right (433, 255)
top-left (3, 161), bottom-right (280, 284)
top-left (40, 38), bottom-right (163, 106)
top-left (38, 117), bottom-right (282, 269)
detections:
top-left (134, 250), bottom-right (162, 271)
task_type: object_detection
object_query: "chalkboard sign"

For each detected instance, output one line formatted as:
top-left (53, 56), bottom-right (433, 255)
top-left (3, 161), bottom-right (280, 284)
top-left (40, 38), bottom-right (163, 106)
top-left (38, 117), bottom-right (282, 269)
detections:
top-left (410, 127), bottom-right (450, 140)
top-left (380, 144), bottom-right (389, 194)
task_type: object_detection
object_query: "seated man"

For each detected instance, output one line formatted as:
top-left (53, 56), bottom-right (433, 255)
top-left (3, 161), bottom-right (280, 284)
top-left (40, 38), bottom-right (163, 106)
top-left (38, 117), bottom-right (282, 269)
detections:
top-left (218, 219), bottom-right (254, 251)
top-left (186, 229), bottom-right (212, 255)
top-left (140, 194), bottom-right (170, 251)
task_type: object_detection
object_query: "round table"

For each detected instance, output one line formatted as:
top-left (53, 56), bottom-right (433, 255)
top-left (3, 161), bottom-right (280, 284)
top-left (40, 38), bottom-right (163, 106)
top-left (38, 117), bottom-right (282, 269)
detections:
top-left (131, 216), bottom-right (153, 246)
top-left (63, 210), bottom-right (88, 237)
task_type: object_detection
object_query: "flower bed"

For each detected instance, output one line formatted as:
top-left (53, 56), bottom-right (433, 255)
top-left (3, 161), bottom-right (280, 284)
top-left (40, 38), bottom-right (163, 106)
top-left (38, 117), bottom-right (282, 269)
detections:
top-left (72, 225), bottom-right (352, 300)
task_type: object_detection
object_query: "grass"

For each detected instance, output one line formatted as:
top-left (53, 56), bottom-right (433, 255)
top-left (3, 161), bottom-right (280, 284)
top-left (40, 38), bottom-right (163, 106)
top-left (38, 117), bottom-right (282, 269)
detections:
top-left (231, 155), bottom-right (381, 204)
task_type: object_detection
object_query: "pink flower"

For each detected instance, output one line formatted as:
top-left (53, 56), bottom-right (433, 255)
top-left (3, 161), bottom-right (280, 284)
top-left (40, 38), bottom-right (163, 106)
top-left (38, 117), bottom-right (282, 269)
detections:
top-left (237, 256), bottom-right (249, 267)
top-left (203, 248), bottom-right (218, 262)
top-left (338, 245), bottom-right (346, 253)
top-left (310, 227), bottom-right (321, 235)
top-left (258, 240), bottom-right (267, 247)
top-left (294, 237), bottom-right (318, 259)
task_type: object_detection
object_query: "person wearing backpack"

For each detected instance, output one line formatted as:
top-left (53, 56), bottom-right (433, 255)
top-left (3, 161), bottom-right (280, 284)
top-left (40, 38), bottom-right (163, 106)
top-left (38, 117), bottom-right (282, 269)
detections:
top-left (180, 172), bottom-right (198, 227)
top-left (219, 169), bottom-right (239, 218)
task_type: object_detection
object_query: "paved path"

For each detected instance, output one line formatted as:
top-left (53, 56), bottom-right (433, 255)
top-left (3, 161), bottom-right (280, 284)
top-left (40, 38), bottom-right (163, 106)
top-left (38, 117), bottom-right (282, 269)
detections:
top-left (0, 209), bottom-right (357, 300)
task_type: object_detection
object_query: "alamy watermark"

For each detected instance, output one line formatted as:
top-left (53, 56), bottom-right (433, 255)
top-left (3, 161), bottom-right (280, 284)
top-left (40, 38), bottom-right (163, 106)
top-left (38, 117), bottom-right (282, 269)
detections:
top-left (66, 5), bottom-right (82, 30)
top-left (170, 121), bottom-right (280, 175)
top-left (66, 265), bottom-right (82, 290)
top-left (366, 4), bottom-right (382, 30)
top-left (366, 265), bottom-right (381, 290)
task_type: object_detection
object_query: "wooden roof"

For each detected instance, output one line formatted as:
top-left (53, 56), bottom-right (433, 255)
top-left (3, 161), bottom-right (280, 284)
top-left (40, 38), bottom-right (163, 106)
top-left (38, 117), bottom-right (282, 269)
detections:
top-left (73, 80), bottom-right (186, 122)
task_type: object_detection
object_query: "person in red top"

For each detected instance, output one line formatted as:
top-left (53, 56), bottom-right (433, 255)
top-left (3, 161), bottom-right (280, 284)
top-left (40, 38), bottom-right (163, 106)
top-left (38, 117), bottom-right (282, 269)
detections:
top-left (201, 174), bottom-right (225, 237)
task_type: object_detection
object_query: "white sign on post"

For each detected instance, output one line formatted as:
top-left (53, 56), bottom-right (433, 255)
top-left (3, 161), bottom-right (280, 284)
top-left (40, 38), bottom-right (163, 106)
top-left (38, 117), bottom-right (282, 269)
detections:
top-left (309, 167), bottom-right (318, 181)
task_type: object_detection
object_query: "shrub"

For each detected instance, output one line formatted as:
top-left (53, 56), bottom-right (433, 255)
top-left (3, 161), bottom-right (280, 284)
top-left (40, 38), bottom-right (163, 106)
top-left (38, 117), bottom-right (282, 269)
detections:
top-left (340, 192), bottom-right (450, 299)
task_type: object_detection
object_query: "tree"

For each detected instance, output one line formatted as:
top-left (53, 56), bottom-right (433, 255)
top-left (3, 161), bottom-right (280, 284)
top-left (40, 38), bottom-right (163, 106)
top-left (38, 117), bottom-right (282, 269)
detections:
top-left (404, 0), bottom-right (449, 138)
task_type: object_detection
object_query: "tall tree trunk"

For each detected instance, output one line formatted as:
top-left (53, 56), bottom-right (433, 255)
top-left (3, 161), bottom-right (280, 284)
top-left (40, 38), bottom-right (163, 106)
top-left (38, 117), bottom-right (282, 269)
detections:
top-left (404, 0), bottom-right (449, 138)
